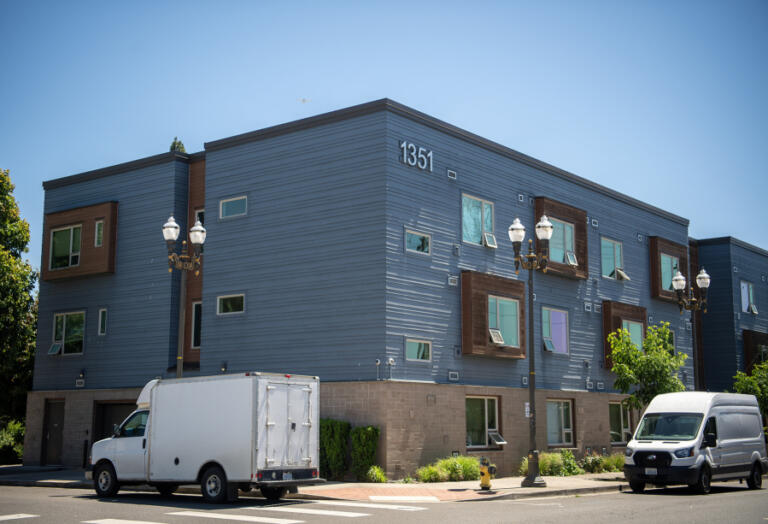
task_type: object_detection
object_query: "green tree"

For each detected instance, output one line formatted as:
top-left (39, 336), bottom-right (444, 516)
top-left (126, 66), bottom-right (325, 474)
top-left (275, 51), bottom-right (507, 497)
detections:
top-left (733, 362), bottom-right (768, 420)
top-left (609, 321), bottom-right (687, 411)
top-left (169, 136), bottom-right (186, 153)
top-left (0, 169), bottom-right (38, 422)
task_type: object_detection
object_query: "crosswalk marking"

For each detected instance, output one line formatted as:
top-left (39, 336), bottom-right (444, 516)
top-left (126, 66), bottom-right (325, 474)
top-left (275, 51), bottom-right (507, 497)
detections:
top-left (83, 519), bottom-right (165, 524)
top-left (245, 506), bottom-right (368, 518)
top-left (369, 495), bottom-right (440, 502)
top-left (311, 501), bottom-right (427, 511)
top-left (167, 512), bottom-right (301, 524)
top-left (0, 516), bottom-right (39, 522)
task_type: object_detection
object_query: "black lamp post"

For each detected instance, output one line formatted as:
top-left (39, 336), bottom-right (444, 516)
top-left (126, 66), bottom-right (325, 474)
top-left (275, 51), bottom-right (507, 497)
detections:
top-left (671, 269), bottom-right (711, 313)
top-left (508, 215), bottom-right (553, 488)
top-left (162, 216), bottom-right (206, 378)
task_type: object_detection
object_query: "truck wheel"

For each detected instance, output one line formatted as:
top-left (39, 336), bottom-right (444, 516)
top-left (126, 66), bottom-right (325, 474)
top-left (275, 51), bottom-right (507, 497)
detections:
top-left (261, 486), bottom-right (287, 500)
top-left (629, 479), bottom-right (645, 493)
top-left (155, 483), bottom-right (179, 496)
top-left (695, 465), bottom-right (711, 494)
top-left (747, 463), bottom-right (762, 489)
top-left (201, 466), bottom-right (228, 503)
top-left (94, 462), bottom-right (119, 498)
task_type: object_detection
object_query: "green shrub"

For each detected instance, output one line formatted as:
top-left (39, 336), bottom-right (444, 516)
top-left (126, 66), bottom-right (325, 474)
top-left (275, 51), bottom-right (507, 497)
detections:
top-left (415, 464), bottom-right (447, 483)
top-left (603, 453), bottom-right (625, 472)
top-left (579, 454), bottom-right (605, 473)
top-left (0, 420), bottom-right (24, 465)
top-left (519, 450), bottom-right (583, 476)
top-left (435, 457), bottom-right (463, 481)
top-left (455, 455), bottom-right (481, 480)
top-left (350, 425), bottom-right (380, 481)
top-left (400, 475), bottom-right (414, 483)
top-left (319, 419), bottom-right (350, 480)
top-left (365, 465), bottom-right (387, 483)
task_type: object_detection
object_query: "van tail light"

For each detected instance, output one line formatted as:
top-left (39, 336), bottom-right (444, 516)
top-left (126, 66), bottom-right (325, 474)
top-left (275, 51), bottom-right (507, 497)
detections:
top-left (312, 469), bottom-right (318, 478)
top-left (256, 471), bottom-right (263, 480)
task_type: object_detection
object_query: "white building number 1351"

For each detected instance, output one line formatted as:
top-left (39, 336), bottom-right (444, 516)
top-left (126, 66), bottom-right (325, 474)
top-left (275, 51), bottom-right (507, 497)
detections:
top-left (399, 141), bottom-right (433, 172)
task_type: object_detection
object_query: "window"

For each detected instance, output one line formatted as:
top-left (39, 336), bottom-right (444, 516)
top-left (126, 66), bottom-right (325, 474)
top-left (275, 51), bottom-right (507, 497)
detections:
top-left (217, 294), bottom-right (245, 314)
top-left (94, 220), bottom-right (104, 247)
top-left (118, 411), bottom-right (148, 438)
top-left (488, 296), bottom-right (519, 347)
top-left (51, 312), bottom-right (85, 355)
top-left (547, 399), bottom-right (574, 446)
top-left (744, 330), bottom-right (768, 374)
top-left (462, 195), bottom-right (495, 247)
top-left (50, 225), bottom-right (81, 269)
top-left (601, 238), bottom-right (628, 280)
top-left (219, 196), bottom-right (247, 218)
top-left (192, 302), bottom-right (202, 348)
top-left (609, 402), bottom-right (632, 443)
top-left (405, 339), bottom-right (431, 361)
top-left (660, 253), bottom-right (679, 291)
top-left (542, 307), bottom-right (568, 354)
top-left (622, 320), bottom-right (644, 348)
top-left (98, 308), bottom-right (107, 336)
top-left (549, 218), bottom-right (576, 267)
top-left (741, 281), bottom-right (758, 314)
top-left (405, 229), bottom-right (431, 255)
top-left (195, 209), bottom-right (205, 225)
top-left (466, 397), bottom-right (504, 448)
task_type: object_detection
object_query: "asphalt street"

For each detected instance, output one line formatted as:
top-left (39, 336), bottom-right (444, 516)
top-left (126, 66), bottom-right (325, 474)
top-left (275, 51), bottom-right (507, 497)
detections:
top-left (0, 484), bottom-right (766, 524)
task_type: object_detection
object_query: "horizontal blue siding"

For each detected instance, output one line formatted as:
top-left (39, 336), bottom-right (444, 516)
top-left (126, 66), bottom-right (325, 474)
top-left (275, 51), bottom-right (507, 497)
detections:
top-left (34, 160), bottom-right (188, 391)
top-left (384, 112), bottom-right (694, 392)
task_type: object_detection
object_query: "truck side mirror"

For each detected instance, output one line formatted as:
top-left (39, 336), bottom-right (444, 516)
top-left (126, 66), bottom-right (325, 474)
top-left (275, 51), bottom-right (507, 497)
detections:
top-left (702, 433), bottom-right (716, 448)
top-left (112, 424), bottom-right (120, 437)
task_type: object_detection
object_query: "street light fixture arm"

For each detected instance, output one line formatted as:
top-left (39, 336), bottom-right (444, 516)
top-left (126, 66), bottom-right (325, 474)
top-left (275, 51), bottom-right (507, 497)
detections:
top-left (672, 269), bottom-right (710, 314)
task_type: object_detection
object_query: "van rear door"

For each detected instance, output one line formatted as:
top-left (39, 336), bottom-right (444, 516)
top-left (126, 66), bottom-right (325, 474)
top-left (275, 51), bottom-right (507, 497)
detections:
top-left (265, 382), bottom-right (312, 468)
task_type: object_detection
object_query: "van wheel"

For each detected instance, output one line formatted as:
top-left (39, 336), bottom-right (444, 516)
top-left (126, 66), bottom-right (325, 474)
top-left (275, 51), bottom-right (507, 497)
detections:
top-left (201, 466), bottom-right (228, 503)
top-left (629, 479), bottom-right (645, 493)
top-left (261, 486), bottom-right (287, 500)
top-left (695, 465), bottom-right (711, 494)
top-left (155, 483), bottom-right (179, 496)
top-left (94, 462), bottom-right (119, 498)
top-left (747, 463), bottom-right (762, 489)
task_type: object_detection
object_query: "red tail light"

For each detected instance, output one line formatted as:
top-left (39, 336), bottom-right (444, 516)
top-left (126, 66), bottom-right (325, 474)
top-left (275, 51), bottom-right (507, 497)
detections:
top-left (312, 469), bottom-right (318, 478)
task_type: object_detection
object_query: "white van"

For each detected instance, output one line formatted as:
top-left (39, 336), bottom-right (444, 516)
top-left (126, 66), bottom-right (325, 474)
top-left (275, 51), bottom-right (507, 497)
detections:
top-left (624, 392), bottom-right (767, 494)
top-left (86, 373), bottom-right (323, 502)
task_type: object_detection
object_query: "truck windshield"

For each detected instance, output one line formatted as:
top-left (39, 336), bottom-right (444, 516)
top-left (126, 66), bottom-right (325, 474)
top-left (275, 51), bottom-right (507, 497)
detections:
top-left (635, 413), bottom-right (703, 440)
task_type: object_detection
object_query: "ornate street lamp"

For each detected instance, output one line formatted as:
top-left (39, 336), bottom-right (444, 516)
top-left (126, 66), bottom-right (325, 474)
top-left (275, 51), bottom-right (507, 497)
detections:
top-left (671, 268), bottom-right (711, 313)
top-left (508, 214), bottom-right (553, 488)
top-left (162, 216), bottom-right (206, 378)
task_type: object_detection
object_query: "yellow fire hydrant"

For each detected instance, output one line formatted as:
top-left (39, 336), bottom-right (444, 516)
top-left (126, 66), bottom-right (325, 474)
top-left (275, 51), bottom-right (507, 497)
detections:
top-left (479, 457), bottom-right (497, 490)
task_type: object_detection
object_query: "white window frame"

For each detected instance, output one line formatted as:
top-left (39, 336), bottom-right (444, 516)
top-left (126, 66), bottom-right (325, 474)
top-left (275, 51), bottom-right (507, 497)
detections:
top-left (52, 310), bottom-right (86, 356)
top-left (219, 196), bottom-right (247, 219)
top-left (622, 319), bottom-right (645, 348)
top-left (547, 399), bottom-right (574, 446)
top-left (488, 295), bottom-right (520, 348)
top-left (601, 237), bottom-right (626, 280)
top-left (549, 217), bottom-right (576, 266)
top-left (542, 306), bottom-right (569, 355)
top-left (49, 224), bottom-right (82, 270)
top-left (405, 338), bottom-right (432, 362)
top-left (194, 208), bottom-right (205, 225)
top-left (609, 402), bottom-right (632, 444)
top-left (466, 396), bottom-right (503, 449)
top-left (98, 308), bottom-right (107, 336)
top-left (191, 301), bottom-right (202, 348)
top-left (94, 220), bottom-right (104, 247)
top-left (461, 194), bottom-right (496, 247)
top-left (217, 294), bottom-right (245, 315)
top-left (741, 280), bottom-right (758, 314)
top-left (404, 229), bottom-right (431, 256)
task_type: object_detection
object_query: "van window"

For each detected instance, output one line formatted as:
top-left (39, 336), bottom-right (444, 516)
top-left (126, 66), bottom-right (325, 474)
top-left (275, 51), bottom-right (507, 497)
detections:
top-left (703, 416), bottom-right (717, 438)
top-left (636, 413), bottom-right (703, 440)
top-left (720, 413), bottom-right (762, 440)
top-left (119, 411), bottom-right (148, 438)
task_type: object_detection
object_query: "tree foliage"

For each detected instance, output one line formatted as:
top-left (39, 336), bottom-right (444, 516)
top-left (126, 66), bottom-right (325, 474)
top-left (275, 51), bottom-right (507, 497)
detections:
top-left (0, 169), bottom-right (38, 422)
top-left (609, 321), bottom-right (687, 411)
top-left (733, 362), bottom-right (768, 419)
top-left (169, 136), bottom-right (186, 153)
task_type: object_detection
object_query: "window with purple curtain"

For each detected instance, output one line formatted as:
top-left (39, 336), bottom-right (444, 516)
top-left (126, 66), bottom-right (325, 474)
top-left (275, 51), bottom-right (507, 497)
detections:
top-left (542, 307), bottom-right (569, 354)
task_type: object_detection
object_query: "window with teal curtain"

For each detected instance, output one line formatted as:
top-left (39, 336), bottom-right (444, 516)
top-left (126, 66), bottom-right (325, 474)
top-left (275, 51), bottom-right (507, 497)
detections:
top-left (550, 218), bottom-right (574, 264)
top-left (660, 253), bottom-right (679, 290)
top-left (489, 296), bottom-right (519, 347)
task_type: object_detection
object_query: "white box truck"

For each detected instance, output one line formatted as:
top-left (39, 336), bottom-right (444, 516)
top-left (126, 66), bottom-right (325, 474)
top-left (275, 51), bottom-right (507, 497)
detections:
top-left (624, 391), bottom-right (768, 494)
top-left (86, 372), bottom-right (323, 502)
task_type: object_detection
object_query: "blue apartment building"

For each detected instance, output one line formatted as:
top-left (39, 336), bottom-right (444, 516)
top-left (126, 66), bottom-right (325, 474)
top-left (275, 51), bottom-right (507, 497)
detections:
top-left (26, 100), bottom-right (704, 476)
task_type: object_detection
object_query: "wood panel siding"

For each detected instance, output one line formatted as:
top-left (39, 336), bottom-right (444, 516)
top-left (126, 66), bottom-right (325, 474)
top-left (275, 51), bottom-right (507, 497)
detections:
top-left (534, 197), bottom-right (588, 280)
top-left (461, 271), bottom-right (526, 359)
top-left (649, 236), bottom-right (688, 302)
top-left (602, 300), bottom-right (647, 366)
top-left (41, 202), bottom-right (118, 281)
top-left (183, 158), bottom-right (206, 365)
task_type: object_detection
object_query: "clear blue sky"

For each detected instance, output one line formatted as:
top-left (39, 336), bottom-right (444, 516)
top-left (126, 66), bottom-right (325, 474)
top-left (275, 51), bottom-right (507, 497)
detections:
top-left (2, 1), bottom-right (766, 273)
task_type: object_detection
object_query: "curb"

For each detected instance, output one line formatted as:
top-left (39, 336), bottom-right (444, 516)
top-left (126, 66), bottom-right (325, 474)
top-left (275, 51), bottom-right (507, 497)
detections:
top-left (456, 483), bottom-right (627, 502)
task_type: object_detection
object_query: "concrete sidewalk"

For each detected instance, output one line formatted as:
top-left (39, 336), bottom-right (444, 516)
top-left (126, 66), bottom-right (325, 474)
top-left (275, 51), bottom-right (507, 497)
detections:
top-left (0, 464), bottom-right (628, 502)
